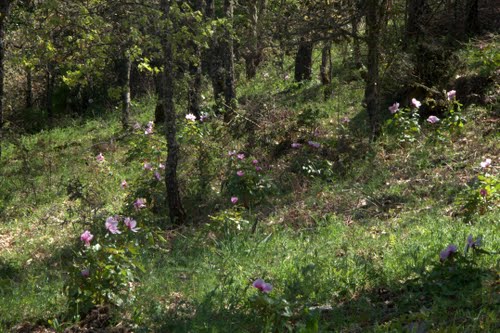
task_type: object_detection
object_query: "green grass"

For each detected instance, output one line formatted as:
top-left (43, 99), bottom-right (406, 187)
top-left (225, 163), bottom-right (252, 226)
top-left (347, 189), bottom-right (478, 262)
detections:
top-left (0, 39), bottom-right (499, 332)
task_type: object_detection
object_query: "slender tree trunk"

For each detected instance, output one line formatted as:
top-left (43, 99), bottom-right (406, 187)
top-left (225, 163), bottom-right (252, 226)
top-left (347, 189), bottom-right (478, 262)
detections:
top-left (243, 1), bottom-right (265, 79)
top-left (405, 0), bottom-right (426, 45)
top-left (0, 0), bottom-right (9, 159)
top-left (294, 40), bottom-right (313, 82)
top-left (351, 14), bottom-right (362, 68)
top-left (153, 61), bottom-right (165, 124)
top-left (223, 0), bottom-right (236, 121)
top-left (26, 67), bottom-right (33, 109)
top-left (120, 55), bottom-right (131, 129)
top-left (364, 0), bottom-right (381, 140)
top-left (320, 42), bottom-right (333, 100)
top-left (187, 0), bottom-right (203, 119)
top-left (465, 0), bottom-right (479, 34)
top-left (206, 0), bottom-right (225, 111)
top-left (160, 0), bottom-right (186, 225)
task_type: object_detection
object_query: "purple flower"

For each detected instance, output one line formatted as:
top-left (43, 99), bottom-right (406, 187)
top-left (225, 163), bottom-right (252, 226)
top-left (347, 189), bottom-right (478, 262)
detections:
top-left (480, 158), bottom-right (492, 168)
top-left (427, 115), bottom-right (440, 124)
top-left (200, 113), bottom-right (209, 122)
top-left (439, 244), bottom-right (458, 261)
top-left (124, 217), bottom-right (139, 232)
top-left (255, 166), bottom-right (263, 172)
top-left (237, 170), bottom-right (245, 177)
top-left (80, 230), bottom-right (94, 247)
top-left (252, 159), bottom-right (259, 165)
top-left (237, 153), bottom-right (245, 160)
top-left (479, 188), bottom-right (487, 197)
top-left (121, 180), bottom-right (128, 189)
top-left (446, 90), bottom-right (456, 101)
top-left (134, 198), bottom-right (147, 210)
top-left (231, 196), bottom-right (238, 204)
top-left (228, 150), bottom-right (236, 157)
top-left (388, 102), bottom-right (400, 114)
top-left (144, 121), bottom-right (154, 135)
top-left (291, 143), bottom-right (302, 149)
top-left (308, 141), bottom-right (320, 148)
top-left (411, 98), bottom-right (421, 109)
top-left (154, 171), bottom-right (161, 181)
top-left (143, 162), bottom-right (153, 171)
top-left (81, 269), bottom-right (90, 278)
top-left (185, 113), bottom-right (196, 121)
top-left (96, 153), bottom-right (105, 163)
top-left (252, 278), bottom-right (273, 293)
top-left (105, 216), bottom-right (121, 234)
top-left (464, 234), bottom-right (482, 254)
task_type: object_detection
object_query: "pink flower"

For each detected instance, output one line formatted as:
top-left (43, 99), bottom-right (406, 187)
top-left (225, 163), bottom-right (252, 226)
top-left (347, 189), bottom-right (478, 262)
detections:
top-left (388, 102), bottom-right (400, 114)
top-left (308, 141), bottom-right (320, 148)
top-left (144, 121), bottom-right (154, 135)
top-left (134, 198), bottom-right (147, 210)
top-left (124, 217), bottom-right (139, 232)
top-left (411, 98), bottom-right (421, 109)
top-left (96, 153), bottom-right (105, 163)
top-left (446, 90), bottom-right (456, 101)
top-left (252, 278), bottom-right (273, 293)
top-left (341, 117), bottom-right (350, 124)
top-left (143, 162), bottom-right (153, 171)
top-left (154, 171), bottom-right (161, 181)
top-left (479, 188), bottom-right (487, 197)
top-left (80, 230), bottom-right (94, 247)
top-left (439, 244), bottom-right (458, 261)
top-left (291, 143), bottom-right (302, 149)
top-left (159, 163), bottom-right (165, 169)
top-left (237, 170), bottom-right (245, 177)
top-left (105, 216), bottom-right (121, 234)
top-left (200, 113), bottom-right (209, 122)
top-left (81, 269), bottom-right (90, 278)
top-left (185, 113), bottom-right (196, 121)
top-left (480, 158), bottom-right (492, 168)
top-left (231, 196), bottom-right (238, 204)
top-left (255, 166), bottom-right (263, 172)
top-left (237, 153), bottom-right (245, 160)
top-left (121, 180), bottom-right (128, 189)
top-left (228, 150), bottom-right (236, 157)
top-left (252, 159), bottom-right (259, 165)
top-left (427, 115), bottom-right (440, 124)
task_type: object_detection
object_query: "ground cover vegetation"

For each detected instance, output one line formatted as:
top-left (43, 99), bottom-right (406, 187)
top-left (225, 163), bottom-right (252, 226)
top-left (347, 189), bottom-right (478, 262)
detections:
top-left (0, 0), bottom-right (498, 332)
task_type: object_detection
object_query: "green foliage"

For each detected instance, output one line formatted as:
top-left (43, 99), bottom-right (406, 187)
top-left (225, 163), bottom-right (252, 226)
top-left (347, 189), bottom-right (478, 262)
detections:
top-left (456, 171), bottom-right (499, 222)
top-left (385, 105), bottom-right (421, 143)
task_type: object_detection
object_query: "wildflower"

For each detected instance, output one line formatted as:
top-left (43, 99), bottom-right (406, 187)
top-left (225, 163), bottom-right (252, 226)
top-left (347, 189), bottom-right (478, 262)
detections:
top-left (81, 269), bottom-right (90, 278)
top-left (228, 150), bottom-right (236, 157)
top-left (464, 234), bottom-right (482, 254)
top-left (185, 113), bottom-right (196, 121)
top-left (134, 198), bottom-right (147, 210)
top-left (144, 121), bottom-right (154, 135)
top-left (96, 153), bottom-right (105, 163)
top-left (121, 180), bottom-right (128, 189)
top-left (411, 98), bottom-right (421, 109)
top-left (132, 122), bottom-right (141, 130)
top-left (284, 74), bottom-right (290, 80)
top-left (291, 143), bottom-right (302, 149)
top-left (439, 244), bottom-right (458, 261)
top-left (427, 115), bottom-right (440, 124)
top-left (237, 170), bottom-right (245, 177)
top-left (308, 141), bottom-right (320, 148)
top-left (252, 159), bottom-right (259, 165)
top-left (200, 113), bottom-right (209, 122)
top-left (159, 163), bottom-right (165, 170)
top-left (252, 279), bottom-right (273, 293)
top-left (105, 216), bottom-right (121, 234)
top-left (154, 171), bottom-right (161, 181)
top-left (388, 102), bottom-right (400, 114)
top-left (341, 117), bottom-right (350, 124)
top-left (124, 217), bottom-right (139, 232)
top-left (80, 230), bottom-right (94, 247)
top-left (447, 90), bottom-right (456, 101)
top-left (231, 196), bottom-right (238, 204)
top-left (480, 158), bottom-right (492, 168)
top-left (143, 162), bottom-right (153, 171)
top-left (480, 188), bottom-right (487, 197)
top-left (237, 153), bottom-right (245, 160)
top-left (255, 166), bottom-right (263, 172)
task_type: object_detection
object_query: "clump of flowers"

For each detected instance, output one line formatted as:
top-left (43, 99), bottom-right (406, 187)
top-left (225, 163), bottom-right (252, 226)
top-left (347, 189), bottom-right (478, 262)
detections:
top-left (427, 115), bottom-right (440, 124)
top-left (384, 99), bottom-right (421, 143)
top-left (134, 198), bottom-right (147, 210)
top-left (80, 230), bottom-right (94, 247)
top-left (439, 244), bottom-right (458, 261)
top-left (96, 153), bottom-right (105, 163)
top-left (253, 278), bottom-right (273, 293)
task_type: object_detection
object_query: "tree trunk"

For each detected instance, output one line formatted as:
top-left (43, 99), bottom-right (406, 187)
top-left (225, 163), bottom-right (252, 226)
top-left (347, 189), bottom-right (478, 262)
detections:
top-left (320, 42), bottom-right (333, 100)
top-left (243, 1), bottom-right (265, 79)
top-left (465, 0), bottom-right (479, 34)
top-left (294, 40), bottom-right (313, 82)
top-left (364, 0), bottom-right (381, 140)
top-left (223, 0), bottom-right (236, 121)
top-left (351, 14), bottom-right (362, 68)
top-left (153, 61), bottom-right (165, 124)
top-left (405, 0), bottom-right (426, 45)
top-left (206, 0), bottom-right (225, 111)
top-left (26, 67), bottom-right (33, 109)
top-left (120, 55), bottom-right (131, 129)
top-left (46, 62), bottom-right (55, 127)
top-left (160, 0), bottom-right (186, 225)
top-left (0, 0), bottom-right (10, 159)
top-left (187, 0), bottom-right (203, 119)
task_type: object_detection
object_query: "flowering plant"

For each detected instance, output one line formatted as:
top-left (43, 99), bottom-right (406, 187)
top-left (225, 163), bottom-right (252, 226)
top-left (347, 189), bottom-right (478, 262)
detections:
top-left (385, 99), bottom-right (421, 143)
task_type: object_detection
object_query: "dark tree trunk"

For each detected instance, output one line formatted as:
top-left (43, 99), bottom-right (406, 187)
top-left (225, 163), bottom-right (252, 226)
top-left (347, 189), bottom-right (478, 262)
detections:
top-left (223, 0), bottom-right (236, 120)
top-left (243, 0), bottom-right (266, 79)
top-left (351, 14), bottom-right (362, 68)
top-left (320, 42), bottom-right (333, 100)
top-left (120, 55), bottom-right (131, 129)
top-left (465, 0), bottom-right (479, 34)
top-left (364, 0), bottom-right (381, 140)
top-left (160, 0), bottom-right (186, 225)
top-left (0, 0), bottom-right (9, 158)
top-left (406, 0), bottom-right (426, 45)
top-left (294, 40), bottom-right (313, 82)
top-left (26, 67), bottom-right (33, 109)
top-left (187, 0), bottom-right (204, 119)
top-left (206, 0), bottom-right (225, 111)
top-left (153, 61), bottom-right (165, 124)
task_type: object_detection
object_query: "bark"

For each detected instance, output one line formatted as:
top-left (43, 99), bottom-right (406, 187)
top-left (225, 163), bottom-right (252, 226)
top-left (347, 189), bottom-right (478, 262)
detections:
top-left (206, 0), bottom-right (224, 110)
top-left (153, 61), bottom-right (165, 124)
top-left (320, 42), bottom-right (333, 100)
top-left (26, 67), bottom-right (33, 109)
top-left (187, 0), bottom-right (204, 119)
top-left (160, 0), bottom-right (186, 225)
top-left (351, 14), bottom-right (362, 68)
top-left (364, 0), bottom-right (381, 140)
top-left (120, 55), bottom-right (131, 129)
top-left (294, 40), bottom-right (313, 82)
top-left (0, 0), bottom-right (9, 158)
top-left (243, 0), bottom-right (266, 79)
top-left (465, 0), bottom-right (479, 34)
top-left (223, 0), bottom-right (236, 120)
top-left (406, 0), bottom-right (426, 44)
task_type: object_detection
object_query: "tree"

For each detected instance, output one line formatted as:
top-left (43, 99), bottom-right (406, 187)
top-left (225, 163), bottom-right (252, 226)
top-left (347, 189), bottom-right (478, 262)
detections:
top-left (0, 0), bottom-right (12, 158)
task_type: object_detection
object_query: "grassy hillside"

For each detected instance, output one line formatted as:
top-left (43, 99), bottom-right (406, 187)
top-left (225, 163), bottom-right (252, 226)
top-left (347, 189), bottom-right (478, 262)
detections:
top-left (0, 37), bottom-right (498, 332)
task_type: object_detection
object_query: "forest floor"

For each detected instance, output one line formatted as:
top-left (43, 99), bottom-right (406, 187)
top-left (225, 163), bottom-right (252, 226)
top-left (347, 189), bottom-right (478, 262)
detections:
top-left (0, 37), bottom-right (499, 332)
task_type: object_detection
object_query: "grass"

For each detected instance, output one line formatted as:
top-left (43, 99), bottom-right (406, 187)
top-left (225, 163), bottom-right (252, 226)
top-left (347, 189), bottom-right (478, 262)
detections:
top-left (0, 38), bottom-right (499, 332)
